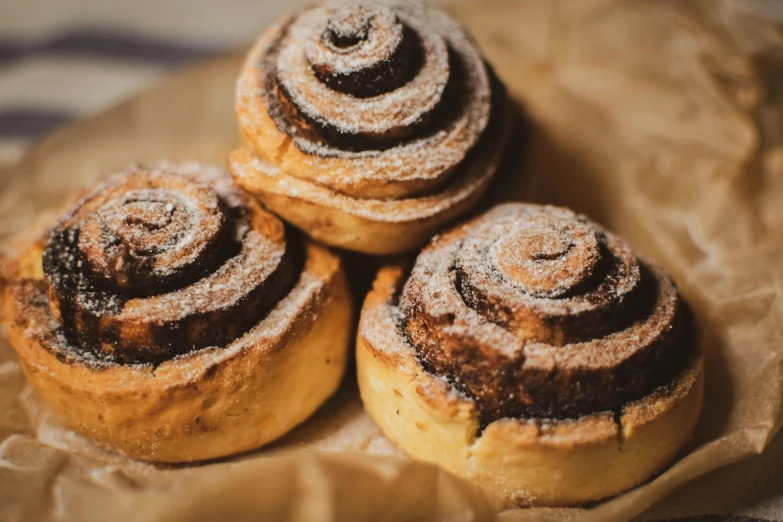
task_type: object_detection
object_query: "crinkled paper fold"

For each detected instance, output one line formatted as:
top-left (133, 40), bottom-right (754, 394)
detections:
top-left (1, 0), bottom-right (782, 520)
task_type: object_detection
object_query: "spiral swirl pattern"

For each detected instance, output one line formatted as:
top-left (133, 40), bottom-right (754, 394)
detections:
top-left (238, 0), bottom-right (497, 199)
top-left (41, 163), bottom-right (300, 364)
top-left (399, 204), bottom-right (695, 425)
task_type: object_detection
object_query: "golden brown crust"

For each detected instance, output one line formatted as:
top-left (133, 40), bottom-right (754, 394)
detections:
top-left (228, 136), bottom-right (506, 254)
top-left (356, 204), bottom-right (704, 506)
top-left (358, 264), bottom-right (703, 505)
top-left (230, 1), bottom-right (513, 254)
top-left (3, 163), bottom-right (352, 462)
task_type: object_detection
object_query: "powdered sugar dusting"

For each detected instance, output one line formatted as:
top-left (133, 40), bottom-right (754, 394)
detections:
top-left (359, 203), bottom-right (694, 423)
top-left (229, 111), bottom-right (505, 223)
top-left (277, 3), bottom-right (451, 135)
top-left (162, 270), bottom-right (328, 380)
top-left (12, 258), bottom-right (330, 375)
top-left (122, 231), bottom-right (284, 321)
top-left (37, 162), bottom-right (307, 364)
top-left (74, 169), bottom-right (226, 288)
top-left (235, 0), bottom-right (497, 199)
top-left (455, 205), bottom-right (641, 319)
top-left (305, 4), bottom-right (402, 75)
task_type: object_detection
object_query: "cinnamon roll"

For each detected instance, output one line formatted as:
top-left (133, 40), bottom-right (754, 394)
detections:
top-left (2, 163), bottom-right (352, 462)
top-left (357, 203), bottom-right (703, 505)
top-left (229, 0), bottom-right (513, 254)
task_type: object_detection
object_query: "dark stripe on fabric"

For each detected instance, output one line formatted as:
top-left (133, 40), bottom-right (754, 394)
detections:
top-left (0, 109), bottom-right (75, 138)
top-left (0, 45), bottom-right (22, 62)
top-left (0, 29), bottom-right (224, 67)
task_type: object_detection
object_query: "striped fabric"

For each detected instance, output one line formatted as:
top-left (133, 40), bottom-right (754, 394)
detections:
top-left (0, 0), bottom-right (782, 521)
top-left (0, 36), bottom-right (215, 162)
top-left (0, 0), bottom-right (311, 165)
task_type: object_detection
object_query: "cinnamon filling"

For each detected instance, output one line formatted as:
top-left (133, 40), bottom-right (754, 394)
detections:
top-left (41, 165), bottom-right (302, 365)
top-left (398, 205), bottom-right (695, 426)
top-left (258, 2), bottom-right (492, 154)
top-left (312, 6), bottom-right (424, 98)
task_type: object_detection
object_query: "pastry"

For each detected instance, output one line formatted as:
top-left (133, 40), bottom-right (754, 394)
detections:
top-left (357, 203), bottom-right (703, 505)
top-left (2, 162), bottom-right (352, 462)
top-left (229, 0), bottom-right (513, 254)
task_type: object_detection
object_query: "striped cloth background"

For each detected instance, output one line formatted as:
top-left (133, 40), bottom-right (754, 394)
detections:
top-left (0, 0), bottom-right (312, 165)
top-left (1, 0), bottom-right (783, 521)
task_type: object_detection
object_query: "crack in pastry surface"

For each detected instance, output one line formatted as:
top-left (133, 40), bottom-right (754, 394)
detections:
top-left (356, 203), bottom-right (703, 505)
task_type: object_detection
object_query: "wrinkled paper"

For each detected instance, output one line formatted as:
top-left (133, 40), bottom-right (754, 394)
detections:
top-left (1, 0), bottom-right (782, 520)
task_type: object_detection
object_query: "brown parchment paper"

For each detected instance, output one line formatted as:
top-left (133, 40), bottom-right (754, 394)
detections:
top-left (2, 0), bottom-right (783, 521)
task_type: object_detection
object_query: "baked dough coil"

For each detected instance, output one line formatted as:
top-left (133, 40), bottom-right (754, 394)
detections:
top-left (3, 163), bottom-right (352, 462)
top-left (230, 0), bottom-right (513, 254)
top-left (357, 203), bottom-right (703, 505)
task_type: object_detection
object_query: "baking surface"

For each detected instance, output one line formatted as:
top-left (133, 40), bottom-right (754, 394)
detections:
top-left (1, 0), bottom-right (783, 521)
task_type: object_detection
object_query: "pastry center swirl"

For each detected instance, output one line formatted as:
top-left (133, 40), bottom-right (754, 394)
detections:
top-left (119, 198), bottom-right (173, 230)
top-left (274, 2), bottom-right (453, 143)
top-left (42, 166), bottom-right (301, 365)
top-left (491, 217), bottom-right (600, 298)
top-left (305, 4), bottom-right (423, 99)
top-left (76, 181), bottom-right (228, 294)
top-left (399, 205), bottom-right (694, 425)
top-left (260, 1), bottom-right (491, 156)
top-left (324, 7), bottom-right (375, 48)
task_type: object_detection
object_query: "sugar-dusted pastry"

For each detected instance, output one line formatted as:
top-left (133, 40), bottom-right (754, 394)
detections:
top-left (229, 0), bottom-right (513, 255)
top-left (357, 203), bottom-right (703, 506)
top-left (2, 163), bottom-right (352, 462)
